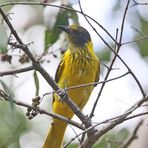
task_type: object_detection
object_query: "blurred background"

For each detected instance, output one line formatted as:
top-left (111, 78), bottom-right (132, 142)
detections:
top-left (0, 0), bottom-right (148, 147)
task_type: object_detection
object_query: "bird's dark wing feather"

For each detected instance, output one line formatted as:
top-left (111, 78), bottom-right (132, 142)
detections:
top-left (94, 63), bottom-right (100, 87)
top-left (53, 58), bottom-right (65, 105)
top-left (55, 58), bottom-right (65, 83)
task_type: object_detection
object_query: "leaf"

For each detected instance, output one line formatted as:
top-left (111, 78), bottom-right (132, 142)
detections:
top-left (0, 79), bottom-right (15, 110)
top-left (138, 18), bottom-right (148, 57)
top-left (0, 101), bottom-right (28, 147)
top-left (33, 71), bottom-right (40, 96)
top-left (44, 30), bottom-right (56, 50)
top-left (44, 8), bottom-right (69, 50)
top-left (0, 26), bottom-right (7, 54)
top-left (54, 8), bottom-right (69, 28)
top-left (44, 6), bottom-right (79, 51)
top-left (115, 128), bottom-right (129, 142)
top-left (93, 129), bottom-right (129, 148)
top-left (66, 143), bottom-right (78, 148)
top-left (98, 49), bottom-right (111, 62)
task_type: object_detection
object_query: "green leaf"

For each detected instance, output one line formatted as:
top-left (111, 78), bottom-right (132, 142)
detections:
top-left (0, 26), bottom-right (7, 54)
top-left (0, 79), bottom-right (15, 110)
top-left (44, 8), bottom-right (69, 50)
top-left (54, 8), bottom-right (69, 28)
top-left (0, 101), bottom-right (28, 148)
top-left (97, 49), bottom-right (111, 62)
top-left (93, 129), bottom-right (129, 148)
top-left (44, 6), bottom-right (79, 51)
top-left (138, 18), bottom-right (148, 57)
top-left (44, 30), bottom-right (56, 50)
top-left (33, 71), bottom-right (39, 96)
top-left (128, 18), bottom-right (148, 57)
top-left (115, 128), bottom-right (129, 142)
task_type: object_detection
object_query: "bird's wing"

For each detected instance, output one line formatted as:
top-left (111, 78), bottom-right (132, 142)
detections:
top-left (94, 62), bottom-right (100, 87)
top-left (55, 58), bottom-right (65, 83)
top-left (52, 57), bottom-right (65, 104)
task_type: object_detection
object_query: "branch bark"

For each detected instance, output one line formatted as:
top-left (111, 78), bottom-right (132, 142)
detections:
top-left (79, 96), bottom-right (148, 148)
top-left (0, 89), bottom-right (84, 130)
top-left (0, 65), bottom-right (34, 77)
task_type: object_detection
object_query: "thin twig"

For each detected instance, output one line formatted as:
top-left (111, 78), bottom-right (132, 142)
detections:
top-left (0, 1), bottom-right (117, 44)
top-left (63, 125), bottom-right (81, 148)
top-left (0, 65), bottom-right (34, 77)
top-left (132, 0), bottom-right (148, 7)
top-left (77, 0), bottom-right (116, 54)
top-left (131, 26), bottom-right (147, 38)
top-left (122, 35), bottom-right (148, 45)
top-left (43, 72), bottom-right (129, 97)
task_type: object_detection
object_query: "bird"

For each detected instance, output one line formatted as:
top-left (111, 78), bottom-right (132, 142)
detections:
top-left (43, 24), bottom-right (100, 148)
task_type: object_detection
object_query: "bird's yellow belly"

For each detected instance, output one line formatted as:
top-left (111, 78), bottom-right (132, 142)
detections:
top-left (53, 65), bottom-right (95, 118)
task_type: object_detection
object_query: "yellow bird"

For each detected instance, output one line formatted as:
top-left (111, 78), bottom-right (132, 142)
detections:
top-left (43, 25), bottom-right (100, 148)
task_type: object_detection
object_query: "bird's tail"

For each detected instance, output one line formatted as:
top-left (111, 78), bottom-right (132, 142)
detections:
top-left (43, 119), bottom-right (67, 148)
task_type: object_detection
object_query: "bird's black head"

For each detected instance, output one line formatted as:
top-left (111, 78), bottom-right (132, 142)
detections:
top-left (58, 25), bottom-right (91, 47)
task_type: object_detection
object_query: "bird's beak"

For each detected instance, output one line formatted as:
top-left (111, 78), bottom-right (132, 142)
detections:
top-left (57, 25), bottom-right (70, 33)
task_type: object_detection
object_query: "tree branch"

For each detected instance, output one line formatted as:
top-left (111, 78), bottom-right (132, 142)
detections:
top-left (65, 101), bottom-right (148, 147)
top-left (122, 35), bottom-right (148, 45)
top-left (132, 0), bottom-right (148, 7)
top-left (0, 65), bottom-right (34, 77)
top-left (43, 72), bottom-right (130, 97)
top-left (79, 95), bottom-right (148, 148)
top-left (0, 89), bottom-right (84, 130)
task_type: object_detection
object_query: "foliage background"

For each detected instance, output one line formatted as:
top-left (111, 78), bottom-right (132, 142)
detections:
top-left (0, 0), bottom-right (148, 147)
